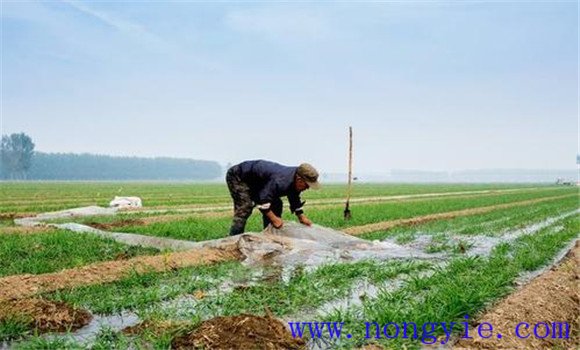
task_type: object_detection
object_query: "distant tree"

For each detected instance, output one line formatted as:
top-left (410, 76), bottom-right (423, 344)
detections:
top-left (26, 152), bottom-right (222, 180)
top-left (0, 133), bottom-right (35, 179)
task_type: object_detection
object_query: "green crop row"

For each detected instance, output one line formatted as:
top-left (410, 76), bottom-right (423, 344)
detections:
top-left (0, 230), bottom-right (159, 278)
top-left (324, 215), bottom-right (579, 349)
top-left (12, 212), bottom-right (577, 349)
top-left (362, 194), bottom-right (578, 242)
top-left (7, 206), bottom-right (577, 348)
top-left (1, 182), bottom-right (545, 213)
top-left (113, 188), bottom-right (576, 242)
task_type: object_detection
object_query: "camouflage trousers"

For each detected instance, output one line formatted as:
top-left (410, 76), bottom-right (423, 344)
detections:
top-left (226, 166), bottom-right (283, 235)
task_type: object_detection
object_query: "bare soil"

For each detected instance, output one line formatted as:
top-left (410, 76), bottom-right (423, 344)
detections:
top-left (171, 311), bottom-right (306, 350)
top-left (87, 218), bottom-right (145, 230)
top-left (0, 297), bottom-right (92, 333)
top-left (454, 241), bottom-right (579, 349)
top-left (0, 213), bottom-right (29, 220)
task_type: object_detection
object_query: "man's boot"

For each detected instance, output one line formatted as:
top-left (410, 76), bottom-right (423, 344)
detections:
top-left (229, 217), bottom-right (246, 236)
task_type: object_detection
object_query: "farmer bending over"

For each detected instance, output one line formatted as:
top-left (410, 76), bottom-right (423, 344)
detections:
top-left (226, 160), bottom-right (320, 236)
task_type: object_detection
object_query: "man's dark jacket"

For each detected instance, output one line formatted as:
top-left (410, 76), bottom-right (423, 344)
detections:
top-left (230, 160), bottom-right (304, 214)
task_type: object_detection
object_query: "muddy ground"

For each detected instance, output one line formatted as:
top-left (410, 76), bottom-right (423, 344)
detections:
top-left (0, 298), bottom-right (92, 334)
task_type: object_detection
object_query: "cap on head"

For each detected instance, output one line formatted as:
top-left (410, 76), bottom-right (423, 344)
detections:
top-left (296, 163), bottom-right (320, 189)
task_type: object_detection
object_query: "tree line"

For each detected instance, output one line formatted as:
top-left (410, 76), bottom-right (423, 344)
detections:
top-left (0, 133), bottom-right (222, 180)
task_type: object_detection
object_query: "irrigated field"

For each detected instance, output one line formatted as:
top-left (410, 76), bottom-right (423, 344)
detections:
top-left (0, 182), bottom-right (577, 349)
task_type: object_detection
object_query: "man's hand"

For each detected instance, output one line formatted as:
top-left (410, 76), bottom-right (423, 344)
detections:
top-left (271, 216), bottom-right (284, 229)
top-left (265, 211), bottom-right (284, 229)
top-left (298, 213), bottom-right (312, 226)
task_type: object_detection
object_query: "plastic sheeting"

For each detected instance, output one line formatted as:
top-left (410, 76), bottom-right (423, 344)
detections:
top-left (14, 205), bottom-right (436, 267)
top-left (15, 206), bottom-right (118, 227)
top-left (237, 222), bottom-right (437, 268)
top-left (109, 196), bottom-right (142, 209)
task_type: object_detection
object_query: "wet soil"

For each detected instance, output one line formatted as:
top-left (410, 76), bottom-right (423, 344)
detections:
top-left (0, 298), bottom-right (92, 333)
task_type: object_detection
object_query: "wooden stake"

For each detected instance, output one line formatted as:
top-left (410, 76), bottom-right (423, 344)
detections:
top-left (344, 126), bottom-right (353, 220)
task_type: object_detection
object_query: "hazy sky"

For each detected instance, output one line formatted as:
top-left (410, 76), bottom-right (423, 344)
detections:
top-left (2, 1), bottom-right (578, 173)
